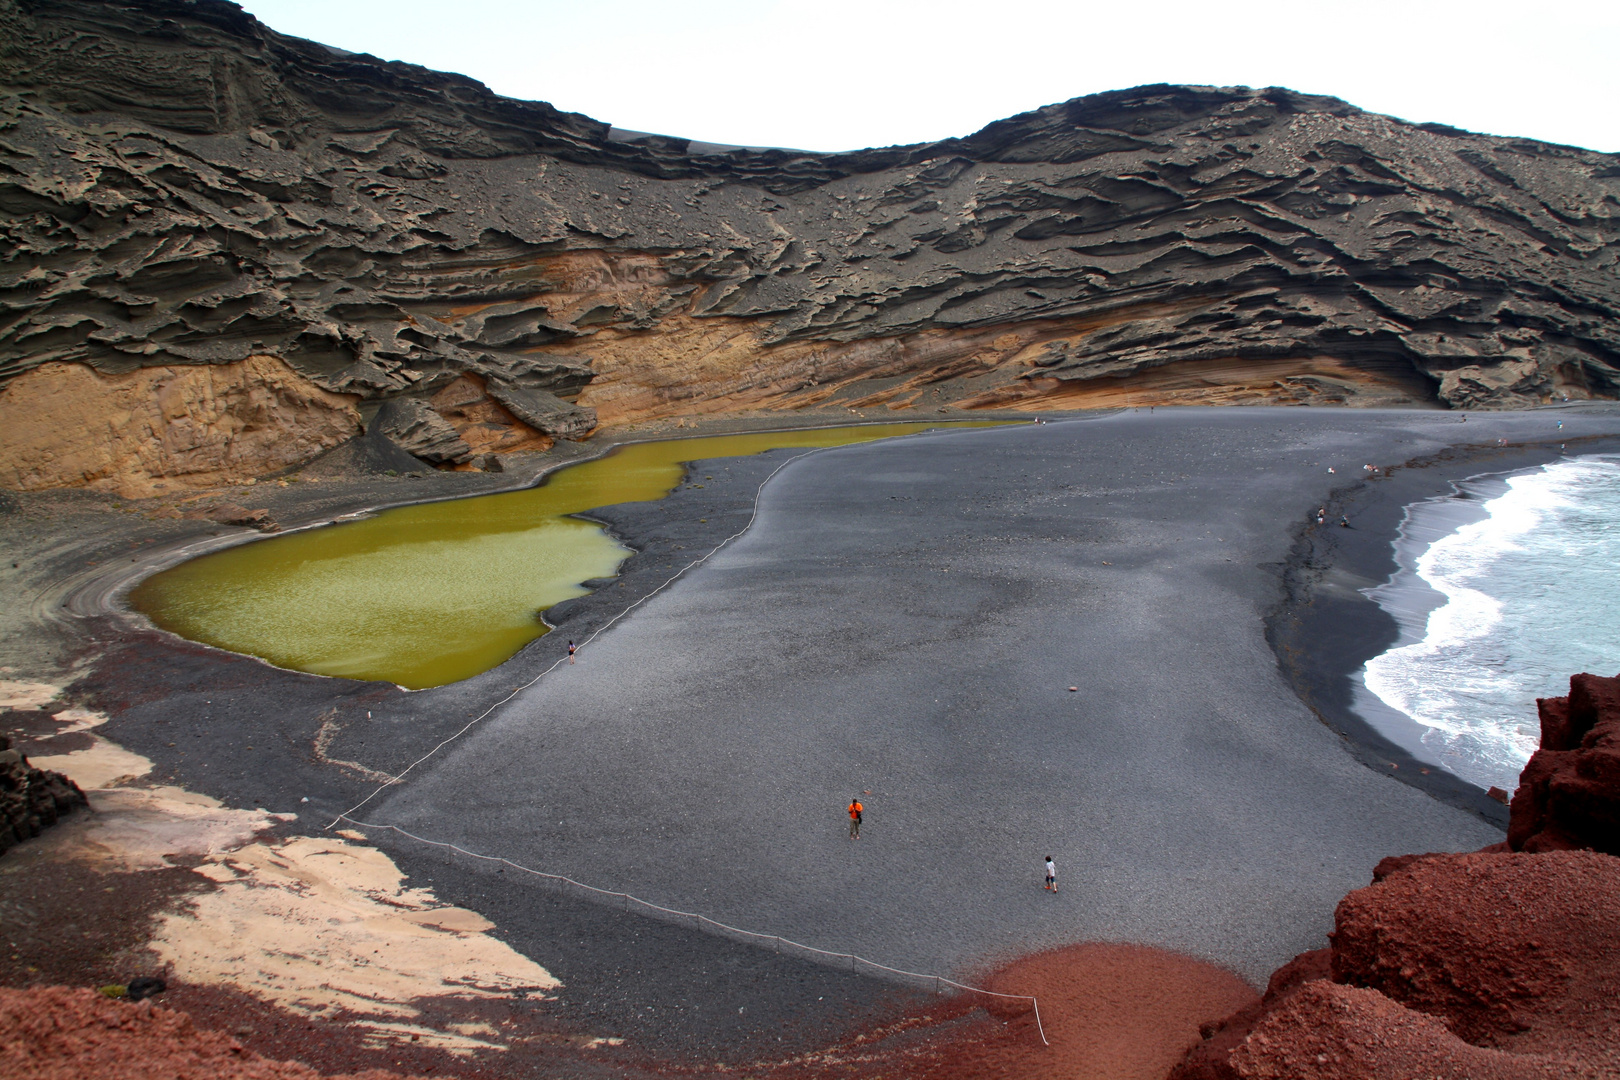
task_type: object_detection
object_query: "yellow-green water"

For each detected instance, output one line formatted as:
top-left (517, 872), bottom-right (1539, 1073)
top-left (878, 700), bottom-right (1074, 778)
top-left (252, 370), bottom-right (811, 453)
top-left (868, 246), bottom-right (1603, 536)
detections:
top-left (129, 422), bottom-right (1009, 689)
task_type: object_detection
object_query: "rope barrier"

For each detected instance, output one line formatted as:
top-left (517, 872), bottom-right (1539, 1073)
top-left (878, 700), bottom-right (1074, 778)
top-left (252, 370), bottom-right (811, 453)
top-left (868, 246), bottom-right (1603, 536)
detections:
top-left (337, 815), bottom-right (1048, 1046)
top-left (323, 430), bottom-right (1049, 1047)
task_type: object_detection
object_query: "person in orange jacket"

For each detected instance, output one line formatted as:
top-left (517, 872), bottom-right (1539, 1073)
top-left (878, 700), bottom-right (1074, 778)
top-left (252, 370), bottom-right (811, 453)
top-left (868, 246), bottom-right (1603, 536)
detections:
top-left (848, 797), bottom-right (863, 839)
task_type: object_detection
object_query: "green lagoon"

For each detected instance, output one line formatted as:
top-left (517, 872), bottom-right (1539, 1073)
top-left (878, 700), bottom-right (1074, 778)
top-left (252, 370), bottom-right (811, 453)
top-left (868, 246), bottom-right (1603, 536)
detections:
top-left (130, 422), bottom-right (1010, 689)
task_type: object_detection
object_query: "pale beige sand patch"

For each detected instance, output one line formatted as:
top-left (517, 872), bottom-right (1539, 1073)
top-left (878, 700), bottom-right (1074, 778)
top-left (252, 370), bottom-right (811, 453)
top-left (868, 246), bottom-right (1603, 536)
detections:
top-left (0, 678), bottom-right (62, 709)
top-left (151, 833), bottom-right (561, 1051)
top-left (30, 738), bottom-right (153, 791)
top-left (77, 786), bottom-right (295, 870)
top-left (15, 698), bottom-right (157, 791)
top-left (44, 707), bottom-right (109, 736)
top-left (353, 1018), bottom-right (506, 1053)
top-left (7, 669), bottom-right (561, 1053)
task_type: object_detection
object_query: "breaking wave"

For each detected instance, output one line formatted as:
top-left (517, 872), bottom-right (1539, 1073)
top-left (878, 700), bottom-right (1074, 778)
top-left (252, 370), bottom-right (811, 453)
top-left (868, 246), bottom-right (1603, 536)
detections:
top-left (1362, 454), bottom-right (1620, 792)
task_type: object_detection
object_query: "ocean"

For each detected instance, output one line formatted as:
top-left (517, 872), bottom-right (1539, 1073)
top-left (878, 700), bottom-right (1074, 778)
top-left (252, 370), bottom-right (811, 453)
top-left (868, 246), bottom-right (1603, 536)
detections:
top-left (1359, 453), bottom-right (1620, 793)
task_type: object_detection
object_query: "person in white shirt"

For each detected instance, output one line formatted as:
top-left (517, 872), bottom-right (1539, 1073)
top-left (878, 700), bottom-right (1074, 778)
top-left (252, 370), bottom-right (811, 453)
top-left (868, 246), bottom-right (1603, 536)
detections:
top-left (1044, 856), bottom-right (1056, 893)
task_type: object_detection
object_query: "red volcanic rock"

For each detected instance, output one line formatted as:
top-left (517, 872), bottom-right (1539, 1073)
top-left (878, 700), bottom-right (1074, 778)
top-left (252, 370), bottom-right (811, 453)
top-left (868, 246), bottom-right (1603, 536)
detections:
top-left (1174, 852), bottom-right (1620, 1078)
top-left (1509, 673), bottom-right (1620, 855)
top-left (1331, 850), bottom-right (1620, 1063)
top-left (0, 986), bottom-right (423, 1080)
top-left (1224, 981), bottom-right (1588, 1080)
top-left (1175, 672), bottom-right (1620, 1079)
top-left (1168, 949), bottom-right (1329, 1079)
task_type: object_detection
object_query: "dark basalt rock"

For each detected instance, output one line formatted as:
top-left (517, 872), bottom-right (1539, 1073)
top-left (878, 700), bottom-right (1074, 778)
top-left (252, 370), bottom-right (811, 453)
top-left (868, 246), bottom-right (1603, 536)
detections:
top-left (298, 422), bottom-right (431, 478)
top-left (202, 503), bottom-right (276, 531)
top-left (484, 381), bottom-right (596, 440)
top-left (0, 0), bottom-right (1617, 432)
top-left (0, 735), bottom-right (88, 857)
top-left (369, 397), bottom-right (472, 465)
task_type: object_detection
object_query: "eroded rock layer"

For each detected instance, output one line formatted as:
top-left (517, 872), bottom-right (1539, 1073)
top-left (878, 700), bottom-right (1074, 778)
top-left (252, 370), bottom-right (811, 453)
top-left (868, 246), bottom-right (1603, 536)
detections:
top-left (0, 356), bottom-right (359, 496)
top-left (2, 0), bottom-right (1619, 489)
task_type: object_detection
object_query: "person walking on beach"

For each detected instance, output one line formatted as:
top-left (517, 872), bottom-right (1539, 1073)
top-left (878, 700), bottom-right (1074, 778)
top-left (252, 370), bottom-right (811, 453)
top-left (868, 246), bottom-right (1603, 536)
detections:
top-left (1045, 856), bottom-right (1057, 892)
top-left (848, 797), bottom-right (863, 839)
top-left (567, 640), bottom-right (576, 663)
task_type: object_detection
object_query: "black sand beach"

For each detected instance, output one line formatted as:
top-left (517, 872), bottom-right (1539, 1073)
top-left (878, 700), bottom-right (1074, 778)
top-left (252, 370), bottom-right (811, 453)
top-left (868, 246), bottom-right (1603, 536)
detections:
top-left (1269, 425), bottom-right (1620, 820)
top-left (367, 408), bottom-right (1583, 998)
top-left (8, 404), bottom-right (1620, 1063)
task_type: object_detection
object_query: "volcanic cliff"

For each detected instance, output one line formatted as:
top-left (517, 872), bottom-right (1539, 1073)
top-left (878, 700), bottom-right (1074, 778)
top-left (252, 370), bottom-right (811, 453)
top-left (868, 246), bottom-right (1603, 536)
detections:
top-left (2, 0), bottom-right (1619, 495)
top-left (1173, 673), bottom-right (1620, 1079)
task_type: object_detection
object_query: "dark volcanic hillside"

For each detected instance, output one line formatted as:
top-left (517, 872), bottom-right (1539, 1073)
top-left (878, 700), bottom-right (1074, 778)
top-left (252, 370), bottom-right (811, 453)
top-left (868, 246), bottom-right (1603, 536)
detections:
top-left (2, 0), bottom-right (1618, 494)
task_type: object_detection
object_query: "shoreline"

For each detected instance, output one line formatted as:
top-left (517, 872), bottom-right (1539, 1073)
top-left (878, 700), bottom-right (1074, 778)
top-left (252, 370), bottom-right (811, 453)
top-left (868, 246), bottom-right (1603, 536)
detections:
top-left (6, 403), bottom-right (1620, 1071)
top-left (1266, 427), bottom-right (1620, 827)
top-left (1351, 469), bottom-right (1525, 785)
top-left (361, 408), bottom-right (1519, 990)
top-left (0, 413), bottom-right (1068, 1069)
top-left (57, 415), bottom-right (1034, 686)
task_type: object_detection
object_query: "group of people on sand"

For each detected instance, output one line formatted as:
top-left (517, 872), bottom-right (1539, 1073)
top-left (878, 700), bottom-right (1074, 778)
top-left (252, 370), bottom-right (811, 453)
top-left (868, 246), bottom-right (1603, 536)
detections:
top-left (1310, 465), bottom-right (1382, 529)
top-left (847, 797), bottom-right (1058, 892)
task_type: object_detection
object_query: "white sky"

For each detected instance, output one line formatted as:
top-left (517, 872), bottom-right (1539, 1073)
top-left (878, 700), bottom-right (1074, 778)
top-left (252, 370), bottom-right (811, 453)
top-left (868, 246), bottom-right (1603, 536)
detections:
top-left (234, 0), bottom-right (1620, 154)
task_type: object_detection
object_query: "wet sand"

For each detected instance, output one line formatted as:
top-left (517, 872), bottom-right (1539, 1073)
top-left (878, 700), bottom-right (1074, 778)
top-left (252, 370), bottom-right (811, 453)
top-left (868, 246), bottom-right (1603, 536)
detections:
top-left (7, 404), bottom-right (1620, 1071)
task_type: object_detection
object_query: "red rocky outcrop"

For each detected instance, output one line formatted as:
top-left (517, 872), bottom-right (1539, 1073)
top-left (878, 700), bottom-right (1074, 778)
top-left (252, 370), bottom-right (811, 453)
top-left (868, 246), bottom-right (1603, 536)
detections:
top-left (0, 986), bottom-right (426, 1080)
top-left (1170, 949), bottom-right (1332, 1077)
top-left (1174, 852), bottom-right (1620, 1079)
top-left (1223, 981), bottom-right (1586, 1080)
top-left (1509, 673), bottom-right (1620, 855)
top-left (1172, 673), bottom-right (1620, 1079)
top-left (1332, 850), bottom-right (1620, 1064)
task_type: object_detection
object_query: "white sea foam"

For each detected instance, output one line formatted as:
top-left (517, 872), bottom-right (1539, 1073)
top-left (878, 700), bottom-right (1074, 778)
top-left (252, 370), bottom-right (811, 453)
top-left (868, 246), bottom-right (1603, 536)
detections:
top-left (1362, 454), bottom-right (1620, 792)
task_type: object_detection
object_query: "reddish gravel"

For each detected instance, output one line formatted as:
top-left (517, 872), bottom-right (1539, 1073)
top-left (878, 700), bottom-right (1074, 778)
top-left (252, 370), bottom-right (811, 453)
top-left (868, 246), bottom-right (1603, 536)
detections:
top-left (1332, 849), bottom-right (1620, 1064)
top-left (1226, 981), bottom-right (1588, 1080)
top-left (0, 849), bottom-right (205, 991)
top-left (0, 986), bottom-right (428, 1080)
top-left (751, 943), bottom-right (1258, 1080)
top-left (970, 943), bottom-right (1260, 1080)
top-left (2, 945), bottom-right (1256, 1080)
